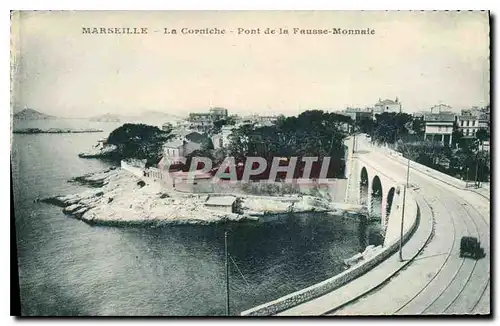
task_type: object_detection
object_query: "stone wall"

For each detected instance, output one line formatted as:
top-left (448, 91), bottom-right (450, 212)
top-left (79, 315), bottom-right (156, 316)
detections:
top-left (120, 160), bottom-right (145, 178)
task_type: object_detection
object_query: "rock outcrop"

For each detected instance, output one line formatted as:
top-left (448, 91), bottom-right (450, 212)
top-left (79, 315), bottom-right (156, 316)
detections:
top-left (41, 168), bottom-right (365, 227)
top-left (42, 169), bottom-right (249, 226)
top-left (78, 144), bottom-right (118, 158)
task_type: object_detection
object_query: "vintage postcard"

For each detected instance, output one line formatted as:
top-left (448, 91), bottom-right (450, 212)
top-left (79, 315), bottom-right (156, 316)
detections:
top-left (10, 11), bottom-right (490, 316)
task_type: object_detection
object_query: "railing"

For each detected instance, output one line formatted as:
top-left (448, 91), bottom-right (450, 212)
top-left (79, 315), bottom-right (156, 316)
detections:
top-left (144, 167), bottom-right (165, 180)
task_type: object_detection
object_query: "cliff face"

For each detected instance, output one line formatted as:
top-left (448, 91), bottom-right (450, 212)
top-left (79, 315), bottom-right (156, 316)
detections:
top-left (13, 108), bottom-right (56, 120)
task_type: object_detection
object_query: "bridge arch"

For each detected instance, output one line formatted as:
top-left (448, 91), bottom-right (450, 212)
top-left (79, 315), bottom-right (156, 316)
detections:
top-left (371, 175), bottom-right (383, 219)
top-left (385, 187), bottom-right (396, 226)
top-left (360, 167), bottom-right (369, 207)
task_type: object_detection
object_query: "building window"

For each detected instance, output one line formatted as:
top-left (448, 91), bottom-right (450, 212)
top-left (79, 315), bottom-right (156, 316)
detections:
top-left (461, 121), bottom-right (464, 126)
top-left (466, 121), bottom-right (470, 127)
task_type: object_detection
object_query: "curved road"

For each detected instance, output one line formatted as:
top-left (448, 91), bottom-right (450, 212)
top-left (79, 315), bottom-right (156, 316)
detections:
top-left (329, 137), bottom-right (490, 315)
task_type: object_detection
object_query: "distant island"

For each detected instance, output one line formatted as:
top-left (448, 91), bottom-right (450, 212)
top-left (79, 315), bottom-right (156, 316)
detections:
top-left (87, 111), bottom-right (184, 124)
top-left (13, 128), bottom-right (103, 134)
top-left (89, 113), bottom-right (122, 122)
top-left (13, 108), bottom-right (56, 120)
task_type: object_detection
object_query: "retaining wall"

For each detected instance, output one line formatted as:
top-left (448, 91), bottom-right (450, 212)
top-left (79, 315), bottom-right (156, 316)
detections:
top-left (120, 160), bottom-right (145, 178)
top-left (240, 191), bottom-right (419, 316)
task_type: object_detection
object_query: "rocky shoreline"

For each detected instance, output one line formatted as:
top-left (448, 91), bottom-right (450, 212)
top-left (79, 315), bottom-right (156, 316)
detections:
top-left (40, 168), bottom-right (366, 227)
top-left (78, 144), bottom-right (118, 158)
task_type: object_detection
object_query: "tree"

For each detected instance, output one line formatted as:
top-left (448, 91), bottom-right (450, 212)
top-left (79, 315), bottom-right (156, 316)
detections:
top-left (106, 123), bottom-right (172, 165)
top-left (476, 128), bottom-right (489, 142)
top-left (451, 122), bottom-right (464, 149)
top-left (372, 112), bottom-right (413, 144)
top-left (211, 116), bottom-right (237, 134)
top-left (356, 116), bottom-right (374, 135)
top-left (411, 118), bottom-right (425, 137)
top-left (227, 110), bottom-right (348, 177)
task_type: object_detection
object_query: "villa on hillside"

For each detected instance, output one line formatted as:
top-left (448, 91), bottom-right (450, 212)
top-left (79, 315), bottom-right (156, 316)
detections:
top-left (457, 106), bottom-right (490, 138)
top-left (457, 114), bottom-right (480, 138)
top-left (373, 97), bottom-right (402, 117)
top-left (423, 105), bottom-right (455, 146)
top-left (158, 128), bottom-right (210, 167)
top-left (188, 107), bottom-right (229, 133)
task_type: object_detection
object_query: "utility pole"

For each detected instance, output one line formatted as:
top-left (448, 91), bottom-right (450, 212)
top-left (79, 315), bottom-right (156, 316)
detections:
top-left (353, 133), bottom-right (356, 154)
top-left (399, 183), bottom-right (407, 262)
top-left (399, 155), bottom-right (410, 262)
top-left (474, 153), bottom-right (480, 188)
top-left (225, 231), bottom-right (230, 316)
top-left (406, 157), bottom-right (410, 187)
top-left (479, 142), bottom-right (484, 188)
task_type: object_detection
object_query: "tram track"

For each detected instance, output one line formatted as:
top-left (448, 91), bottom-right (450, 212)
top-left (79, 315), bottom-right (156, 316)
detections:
top-left (276, 137), bottom-right (489, 316)
top-left (420, 187), bottom-right (481, 314)
top-left (330, 145), bottom-right (490, 315)
top-left (391, 193), bottom-right (457, 314)
top-left (372, 149), bottom-right (490, 315)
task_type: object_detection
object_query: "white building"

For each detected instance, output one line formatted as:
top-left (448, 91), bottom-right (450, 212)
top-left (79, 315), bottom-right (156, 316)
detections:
top-left (187, 107), bottom-right (229, 133)
top-left (161, 129), bottom-right (205, 161)
top-left (473, 106), bottom-right (490, 132)
top-left (457, 114), bottom-right (479, 138)
top-left (163, 139), bottom-right (188, 158)
top-left (373, 98), bottom-right (402, 116)
top-left (212, 125), bottom-right (235, 149)
top-left (209, 107), bottom-right (229, 120)
top-left (204, 196), bottom-right (237, 213)
top-left (430, 104), bottom-right (453, 114)
top-left (423, 112), bottom-right (455, 145)
top-left (481, 141), bottom-right (490, 153)
top-left (340, 107), bottom-right (372, 122)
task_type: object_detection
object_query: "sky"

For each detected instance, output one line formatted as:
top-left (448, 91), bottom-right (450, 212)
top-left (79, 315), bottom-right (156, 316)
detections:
top-left (11, 11), bottom-right (490, 118)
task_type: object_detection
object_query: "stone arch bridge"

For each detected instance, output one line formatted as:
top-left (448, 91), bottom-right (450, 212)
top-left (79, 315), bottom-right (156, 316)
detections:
top-left (344, 137), bottom-right (410, 239)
